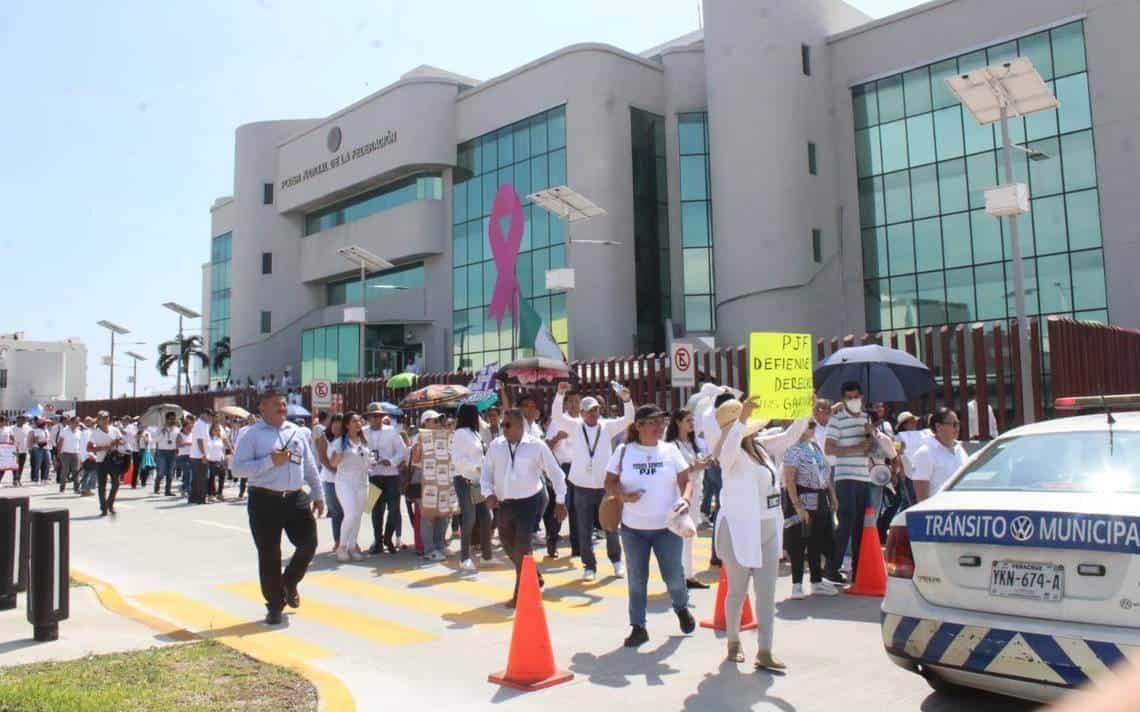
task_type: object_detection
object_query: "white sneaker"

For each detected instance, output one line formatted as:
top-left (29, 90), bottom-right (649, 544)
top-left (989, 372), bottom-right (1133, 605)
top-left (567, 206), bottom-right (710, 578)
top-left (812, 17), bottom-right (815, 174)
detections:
top-left (349, 550), bottom-right (365, 562)
top-left (789, 584), bottom-right (806, 600)
top-left (841, 556), bottom-right (853, 574)
top-left (460, 558), bottom-right (476, 572)
top-left (337, 550), bottom-right (352, 563)
top-left (613, 561), bottom-right (626, 579)
top-left (583, 569), bottom-right (597, 582)
top-left (394, 536), bottom-right (403, 549)
top-left (810, 581), bottom-right (839, 597)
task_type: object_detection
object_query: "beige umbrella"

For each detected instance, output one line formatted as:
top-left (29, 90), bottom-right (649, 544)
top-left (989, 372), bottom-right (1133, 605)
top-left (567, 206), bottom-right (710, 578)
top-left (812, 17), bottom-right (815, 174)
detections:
top-left (218, 405), bottom-right (250, 419)
top-left (140, 403), bottom-right (186, 429)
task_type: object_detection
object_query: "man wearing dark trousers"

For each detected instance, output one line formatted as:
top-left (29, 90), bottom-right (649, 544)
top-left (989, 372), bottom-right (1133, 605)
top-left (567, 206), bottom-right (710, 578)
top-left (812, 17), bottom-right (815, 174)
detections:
top-left (232, 391), bottom-right (325, 625)
top-left (482, 409), bottom-right (566, 608)
top-left (87, 412), bottom-right (124, 516)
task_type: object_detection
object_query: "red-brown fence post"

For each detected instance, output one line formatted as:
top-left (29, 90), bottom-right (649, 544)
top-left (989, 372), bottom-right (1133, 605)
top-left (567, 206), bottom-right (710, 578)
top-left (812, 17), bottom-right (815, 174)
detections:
top-left (923, 328), bottom-right (937, 415)
top-left (971, 324), bottom-right (990, 440)
top-left (1009, 320), bottom-right (1023, 428)
top-left (1030, 319), bottom-right (1044, 422)
top-left (992, 323), bottom-right (1007, 434)
top-left (955, 325), bottom-right (969, 432)
top-left (940, 326), bottom-right (953, 411)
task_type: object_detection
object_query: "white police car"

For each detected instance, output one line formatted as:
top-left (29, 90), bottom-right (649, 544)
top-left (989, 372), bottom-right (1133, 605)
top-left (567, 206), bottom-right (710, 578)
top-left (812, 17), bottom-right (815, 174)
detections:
top-left (881, 398), bottom-right (1140, 702)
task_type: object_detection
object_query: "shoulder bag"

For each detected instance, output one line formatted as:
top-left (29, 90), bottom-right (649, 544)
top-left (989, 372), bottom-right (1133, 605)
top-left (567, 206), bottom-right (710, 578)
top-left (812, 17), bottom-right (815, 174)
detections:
top-left (598, 444), bottom-right (627, 533)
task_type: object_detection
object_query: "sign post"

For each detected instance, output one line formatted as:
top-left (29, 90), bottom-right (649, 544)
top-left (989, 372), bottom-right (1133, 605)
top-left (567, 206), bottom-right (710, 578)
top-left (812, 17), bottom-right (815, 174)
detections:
top-left (311, 379), bottom-right (333, 410)
top-left (671, 343), bottom-right (695, 389)
top-left (748, 332), bottom-right (813, 421)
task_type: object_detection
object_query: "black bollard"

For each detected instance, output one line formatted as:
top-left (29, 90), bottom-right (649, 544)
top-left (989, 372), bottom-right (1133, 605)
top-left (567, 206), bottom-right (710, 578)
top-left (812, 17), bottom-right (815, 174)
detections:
top-left (0, 496), bottom-right (30, 610)
top-left (27, 508), bottom-right (69, 642)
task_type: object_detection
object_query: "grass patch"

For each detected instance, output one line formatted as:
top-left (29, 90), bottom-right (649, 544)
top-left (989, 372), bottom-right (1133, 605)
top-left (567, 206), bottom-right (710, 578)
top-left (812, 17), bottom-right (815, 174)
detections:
top-left (0, 639), bottom-right (317, 711)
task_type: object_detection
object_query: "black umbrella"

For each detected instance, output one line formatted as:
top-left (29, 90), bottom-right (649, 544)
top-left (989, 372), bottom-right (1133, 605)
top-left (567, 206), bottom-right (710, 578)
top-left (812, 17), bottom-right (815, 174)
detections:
top-left (813, 345), bottom-right (937, 403)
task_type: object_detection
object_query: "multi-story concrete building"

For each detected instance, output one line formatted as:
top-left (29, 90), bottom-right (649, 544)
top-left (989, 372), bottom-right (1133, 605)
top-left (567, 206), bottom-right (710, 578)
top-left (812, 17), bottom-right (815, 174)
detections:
top-left (203, 0), bottom-right (1137, 386)
top-left (0, 332), bottom-right (87, 413)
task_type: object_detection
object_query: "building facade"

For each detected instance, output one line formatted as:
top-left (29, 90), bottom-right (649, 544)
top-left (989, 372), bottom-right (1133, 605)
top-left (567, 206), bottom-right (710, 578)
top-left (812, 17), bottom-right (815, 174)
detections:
top-left (0, 333), bottom-right (87, 413)
top-left (204, 0), bottom-right (1138, 386)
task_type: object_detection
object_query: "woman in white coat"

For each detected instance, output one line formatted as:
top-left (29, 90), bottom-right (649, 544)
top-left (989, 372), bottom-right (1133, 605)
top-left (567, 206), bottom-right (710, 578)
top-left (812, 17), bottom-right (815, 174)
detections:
top-left (713, 398), bottom-right (809, 670)
top-left (328, 412), bottom-right (371, 563)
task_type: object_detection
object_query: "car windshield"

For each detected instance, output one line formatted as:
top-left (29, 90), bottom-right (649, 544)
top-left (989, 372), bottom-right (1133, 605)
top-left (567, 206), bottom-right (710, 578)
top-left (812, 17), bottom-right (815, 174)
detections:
top-left (949, 430), bottom-right (1140, 494)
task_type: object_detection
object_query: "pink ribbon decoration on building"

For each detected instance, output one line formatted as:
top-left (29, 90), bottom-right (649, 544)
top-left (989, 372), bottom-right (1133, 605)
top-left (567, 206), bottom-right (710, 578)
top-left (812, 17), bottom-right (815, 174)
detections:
top-left (486, 184), bottom-right (525, 329)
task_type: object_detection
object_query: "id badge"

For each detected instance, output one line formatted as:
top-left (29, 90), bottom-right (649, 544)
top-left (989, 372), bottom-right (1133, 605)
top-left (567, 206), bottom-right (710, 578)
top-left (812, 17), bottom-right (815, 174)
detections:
top-left (370, 449), bottom-right (380, 465)
top-left (800, 492), bottom-right (819, 511)
top-left (585, 462), bottom-right (593, 474)
top-left (288, 447), bottom-right (303, 465)
top-left (766, 494), bottom-right (781, 510)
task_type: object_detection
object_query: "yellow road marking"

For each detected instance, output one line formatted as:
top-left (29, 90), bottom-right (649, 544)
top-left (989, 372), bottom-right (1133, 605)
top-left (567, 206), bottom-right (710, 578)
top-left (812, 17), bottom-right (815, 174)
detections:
top-left (219, 582), bottom-right (436, 646)
top-left (382, 568), bottom-right (600, 613)
top-left (307, 573), bottom-right (513, 627)
top-left (132, 591), bottom-right (332, 660)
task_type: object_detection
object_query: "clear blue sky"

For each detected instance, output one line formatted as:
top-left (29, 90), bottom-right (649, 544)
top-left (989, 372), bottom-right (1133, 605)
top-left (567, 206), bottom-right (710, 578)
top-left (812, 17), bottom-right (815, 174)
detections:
top-left (1, 0), bottom-right (922, 400)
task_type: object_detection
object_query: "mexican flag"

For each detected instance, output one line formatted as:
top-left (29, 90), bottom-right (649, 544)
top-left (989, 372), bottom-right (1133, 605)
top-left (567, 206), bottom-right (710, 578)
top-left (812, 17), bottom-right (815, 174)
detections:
top-left (518, 297), bottom-right (565, 361)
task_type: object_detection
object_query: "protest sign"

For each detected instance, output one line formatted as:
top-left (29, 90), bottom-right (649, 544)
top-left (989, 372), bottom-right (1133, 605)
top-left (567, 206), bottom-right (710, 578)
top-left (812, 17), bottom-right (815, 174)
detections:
top-left (748, 332), bottom-right (814, 420)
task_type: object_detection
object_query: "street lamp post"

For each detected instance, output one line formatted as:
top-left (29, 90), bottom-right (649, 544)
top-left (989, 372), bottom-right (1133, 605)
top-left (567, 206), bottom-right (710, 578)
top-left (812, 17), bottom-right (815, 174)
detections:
top-left (124, 351), bottom-right (147, 398)
top-left (527, 186), bottom-right (615, 360)
top-left (96, 320), bottom-right (130, 400)
top-left (336, 245), bottom-right (394, 381)
top-left (947, 58), bottom-right (1059, 425)
top-left (163, 302), bottom-right (201, 397)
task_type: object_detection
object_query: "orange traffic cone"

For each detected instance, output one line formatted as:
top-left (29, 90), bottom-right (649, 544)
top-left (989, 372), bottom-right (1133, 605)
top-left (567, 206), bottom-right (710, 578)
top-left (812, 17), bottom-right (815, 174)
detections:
top-left (699, 566), bottom-right (758, 631)
top-left (488, 555), bottom-right (573, 691)
top-left (845, 507), bottom-right (887, 597)
top-left (122, 462), bottom-right (134, 487)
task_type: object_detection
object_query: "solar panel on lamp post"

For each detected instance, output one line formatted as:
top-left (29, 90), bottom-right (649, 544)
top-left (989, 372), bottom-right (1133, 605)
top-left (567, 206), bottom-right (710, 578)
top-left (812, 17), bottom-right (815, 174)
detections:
top-left (946, 57), bottom-right (1058, 426)
top-left (162, 302), bottom-right (201, 397)
top-left (527, 186), bottom-right (612, 361)
top-left (124, 351), bottom-right (147, 399)
top-left (96, 320), bottom-right (130, 401)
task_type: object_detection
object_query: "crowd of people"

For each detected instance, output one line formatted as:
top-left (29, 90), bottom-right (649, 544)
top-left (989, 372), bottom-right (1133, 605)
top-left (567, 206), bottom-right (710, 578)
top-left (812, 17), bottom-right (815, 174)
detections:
top-left (0, 379), bottom-right (980, 669)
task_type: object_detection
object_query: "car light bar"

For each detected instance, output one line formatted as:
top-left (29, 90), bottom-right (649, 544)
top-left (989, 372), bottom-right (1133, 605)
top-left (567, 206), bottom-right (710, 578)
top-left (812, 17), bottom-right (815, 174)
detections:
top-left (1054, 394), bottom-right (1140, 411)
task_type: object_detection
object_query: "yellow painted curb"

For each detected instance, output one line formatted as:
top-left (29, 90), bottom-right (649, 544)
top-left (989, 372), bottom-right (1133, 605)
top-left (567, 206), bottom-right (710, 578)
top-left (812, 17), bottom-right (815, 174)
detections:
top-left (70, 569), bottom-right (355, 712)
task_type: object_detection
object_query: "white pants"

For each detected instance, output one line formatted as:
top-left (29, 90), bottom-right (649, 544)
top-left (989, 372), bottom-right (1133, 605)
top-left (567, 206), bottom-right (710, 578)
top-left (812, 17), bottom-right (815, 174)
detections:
top-left (682, 470), bottom-right (705, 579)
top-left (720, 516), bottom-right (780, 649)
top-left (335, 474), bottom-right (370, 552)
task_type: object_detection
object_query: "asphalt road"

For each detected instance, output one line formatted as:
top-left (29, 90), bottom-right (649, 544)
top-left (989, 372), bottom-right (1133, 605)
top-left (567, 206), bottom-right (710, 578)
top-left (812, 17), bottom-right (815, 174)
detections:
top-left (6, 480), bottom-right (1039, 711)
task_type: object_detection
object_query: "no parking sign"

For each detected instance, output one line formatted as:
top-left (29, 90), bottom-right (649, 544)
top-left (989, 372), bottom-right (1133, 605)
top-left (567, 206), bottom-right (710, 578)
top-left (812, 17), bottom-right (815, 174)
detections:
top-left (311, 379), bottom-right (332, 409)
top-left (671, 342), bottom-right (695, 388)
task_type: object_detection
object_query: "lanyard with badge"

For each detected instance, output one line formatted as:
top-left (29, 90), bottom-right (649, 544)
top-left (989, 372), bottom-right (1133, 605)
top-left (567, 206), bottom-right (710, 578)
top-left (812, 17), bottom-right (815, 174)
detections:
top-left (277, 429), bottom-right (301, 465)
top-left (581, 424), bottom-right (602, 474)
top-left (506, 439), bottom-right (521, 478)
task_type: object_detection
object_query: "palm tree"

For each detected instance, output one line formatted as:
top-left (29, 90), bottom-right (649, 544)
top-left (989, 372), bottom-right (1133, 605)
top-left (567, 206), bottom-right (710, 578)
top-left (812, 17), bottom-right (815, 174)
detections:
top-left (212, 336), bottom-right (231, 375)
top-left (157, 335), bottom-right (209, 393)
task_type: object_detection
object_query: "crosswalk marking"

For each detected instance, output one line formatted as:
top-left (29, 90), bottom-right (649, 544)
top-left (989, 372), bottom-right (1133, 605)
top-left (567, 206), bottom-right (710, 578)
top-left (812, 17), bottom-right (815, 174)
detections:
top-left (219, 582), bottom-right (437, 646)
top-left (132, 591), bottom-right (333, 660)
top-left (193, 519), bottom-right (248, 533)
top-left (382, 567), bottom-right (601, 614)
top-left (306, 573), bottom-right (512, 627)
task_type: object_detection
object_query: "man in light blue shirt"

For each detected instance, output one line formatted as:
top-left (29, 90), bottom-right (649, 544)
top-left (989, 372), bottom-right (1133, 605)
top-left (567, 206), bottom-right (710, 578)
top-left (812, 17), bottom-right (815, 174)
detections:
top-left (232, 390), bottom-right (325, 625)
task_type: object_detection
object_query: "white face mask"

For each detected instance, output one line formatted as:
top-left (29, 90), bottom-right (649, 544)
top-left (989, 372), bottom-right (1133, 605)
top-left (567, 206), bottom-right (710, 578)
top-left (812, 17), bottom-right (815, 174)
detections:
top-left (845, 397), bottom-right (863, 414)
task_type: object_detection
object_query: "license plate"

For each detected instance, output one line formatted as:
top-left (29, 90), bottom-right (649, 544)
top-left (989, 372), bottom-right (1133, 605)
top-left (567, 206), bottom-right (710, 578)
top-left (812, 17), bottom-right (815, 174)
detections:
top-left (989, 560), bottom-right (1064, 602)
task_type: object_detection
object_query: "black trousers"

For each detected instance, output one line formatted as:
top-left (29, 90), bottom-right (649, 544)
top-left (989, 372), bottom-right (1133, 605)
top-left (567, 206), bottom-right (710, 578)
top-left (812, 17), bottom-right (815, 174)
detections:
top-left (208, 462), bottom-right (226, 496)
top-left (247, 489), bottom-right (318, 612)
top-left (130, 451), bottom-right (143, 488)
top-left (784, 487), bottom-right (835, 584)
top-left (97, 457), bottom-right (125, 513)
top-left (563, 465), bottom-right (579, 557)
top-left (369, 475), bottom-right (402, 545)
top-left (14, 453), bottom-right (26, 483)
top-left (498, 490), bottom-right (545, 603)
top-left (541, 480), bottom-right (562, 553)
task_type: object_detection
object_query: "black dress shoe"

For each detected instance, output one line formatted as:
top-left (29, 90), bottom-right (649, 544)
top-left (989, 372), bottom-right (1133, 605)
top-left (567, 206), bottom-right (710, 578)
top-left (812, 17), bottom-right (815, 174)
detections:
top-left (283, 583), bottom-right (300, 609)
top-left (686, 578), bottom-right (710, 590)
top-left (624, 625), bottom-right (649, 647)
top-left (99, 510), bottom-right (108, 517)
top-left (265, 609), bottom-right (284, 625)
top-left (675, 606), bottom-right (696, 634)
top-left (368, 543), bottom-right (383, 555)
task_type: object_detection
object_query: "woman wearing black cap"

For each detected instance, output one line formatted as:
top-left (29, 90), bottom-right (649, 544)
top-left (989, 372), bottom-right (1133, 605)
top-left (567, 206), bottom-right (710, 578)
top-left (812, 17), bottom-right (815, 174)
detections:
top-left (605, 404), bottom-right (700, 648)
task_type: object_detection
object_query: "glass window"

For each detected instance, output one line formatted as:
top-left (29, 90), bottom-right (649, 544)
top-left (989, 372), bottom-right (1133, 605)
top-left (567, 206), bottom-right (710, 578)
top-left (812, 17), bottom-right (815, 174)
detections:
top-left (549, 148), bottom-right (566, 187)
top-left (930, 59), bottom-right (959, 110)
top-left (887, 222), bottom-right (915, 274)
top-left (338, 326), bottom-right (360, 381)
top-left (986, 41), bottom-right (1018, 65)
top-left (1025, 81), bottom-right (1058, 140)
top-left (679, 115), bottom-right (706, 154)
top-left (1028, 137), bottom-right (1062, 196)
top-left (467, 220), bottom-right (484, 263)
top-left (466, 177), bottom-right (481, 221)
top-left (530, 114), bottom-right (548, 154)
top-left (1051, 22), bottom-right (1086, 78)
top-left (1056, 74), bottom-right (1091, 134)
top-left (903, 67), bottom-right (932, 116)
top-left (684, 248), bottom-right (712, 292)
top-left (906, 114), bottom-right (935, 166)
top-left (680, 155), bottom-right (708, 200)
top-left (966, 151), bottom-right (997, 209)
top-left (531, 249), bottom-right (549, 295)
top-left (550, 214), bottom-right (565, 245)
top-left (1032, 195), bottom-right (1067, 255)
top-left (933, 106), bottom-right (965, 160)
top-left (1018, 31), bottom-right (1053, 81)
top-left (862, 227), bottom-right (888, 278)
top-left (481, 137), bottom-right (497, 172)
top-left (453, 181), bottom-right (467, 223)
top-left (682, 201), bottom-right (710, 247)
top-left (852, 84), bottom-right (878, 128)
top-left (883, 170), bottom-right (912, 224)
top-left (497, 129), bottom-right (513, 167)
top-left (855, 127), bottom-right (881, 178)
top-left (516, 252), bottom-right (532, 298)
top-left (808, 142), bottom-right (818, 175)
top-left (1071, 249), bottom-right (1106, 310)
top-left (513, 123), bottom-right (531, 161)
top-left (958, 50), bottom-right (987, 75)
top-left (812, 229), bottom-right (822, 263)
top-left (937, 159), bottom-right (968, 214)
top-left (1061, 130), bottom-right (1096, 191)
top-left (945, 267), bottom-right (975, 322)
top-left (917, 270), bottom-right (946, 326)
top-left (942, 212), bottom-right (973, 268)
top-left (914, 217), bottom-right (943, 272)
top-left (859, 177), bottom-right (885, 228)
top-left (889, 275), bottom-right (918, 328)
top-left (548, 106), bottom-right (566, 150)
top-left (971, 208), bottom-right (1003, 264)
top-left (1036, 254), bottom-right (1072, 313)
top-left (801, 43), bottom-right (811, 76)
top-left (880, 120), bottom-right (908, 173)
top-left (531, 207), bottom-right (549, 248)
top-left (530, 154), bottom-right (548, 193)
top-left (963, 113), bottom-right (994, 155)
top-left (865, 279), bottom-right (890, 331)
top-left (260, 310), bottom-right (271, 334)
top-left (911, 164), bottom-right (939, 219)
top-left (974, 262), bottom-right (1007, 320)
top-left (684, 296), bottom-right (713, 332)
top-left (877, 75), bottom-right (904, 123)
top-left (467, 262), bottom-right (481, 308)
top-left (1066, 189), bottom-right (1101, 250)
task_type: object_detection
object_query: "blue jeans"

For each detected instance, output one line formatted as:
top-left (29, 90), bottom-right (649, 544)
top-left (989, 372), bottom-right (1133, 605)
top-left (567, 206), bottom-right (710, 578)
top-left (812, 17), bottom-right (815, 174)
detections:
top-left (421, 513), bottom-right (449, 556)
top-left (701, 464), bottom-right (722, 520)
top-left (154, 450), bottom-right (176, 493)
top-left (175, 455), bottom-right (192, 495)
top-left (81, 460), bottom-right (98, 491)
top-left (30, 447), bottom-right (50, 482)
top-left (619, 525), bottom-right (688, 627)
top-left (833, 479), bottom-right (871, 580)
top-left (322, 481), bottom-right (344, 545)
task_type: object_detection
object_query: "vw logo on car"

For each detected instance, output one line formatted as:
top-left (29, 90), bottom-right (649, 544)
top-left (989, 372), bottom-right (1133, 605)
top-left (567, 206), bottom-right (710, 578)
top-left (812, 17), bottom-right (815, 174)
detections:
top-left (1009, 515), bottom-right (1035, 542)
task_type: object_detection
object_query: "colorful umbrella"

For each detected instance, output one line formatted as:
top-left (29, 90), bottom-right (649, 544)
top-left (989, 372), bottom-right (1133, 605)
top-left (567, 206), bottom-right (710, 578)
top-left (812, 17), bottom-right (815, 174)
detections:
top-left (460, 390), bottom-right (499, 412)
top-left (399, 383), bottom-right (471, 410)
top-left (386, 372), bottom-right (418, 389)
top-left (495, 357), bottom-right (574, 386)
top-left (377, 401), bottom-right (404, 417)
